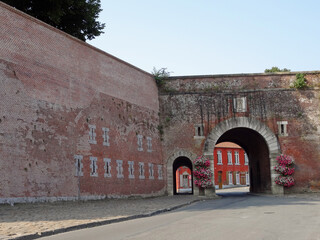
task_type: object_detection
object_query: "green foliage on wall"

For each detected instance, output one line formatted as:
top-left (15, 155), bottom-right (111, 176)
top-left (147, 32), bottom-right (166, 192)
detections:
top-left (293, 73), bottom-right (308, 89)
top-left (264, 67), bottom-right (291, 73)
top-left (152, 67), bottom-right (171, 87)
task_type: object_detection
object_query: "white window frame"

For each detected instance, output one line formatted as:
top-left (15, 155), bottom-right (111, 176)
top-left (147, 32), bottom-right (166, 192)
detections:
top-left (149, 163), bottom-right (154, 179)
top-left (217, 150), bottom-right (222, 165)
top-left (90, 156), bottom-right (98, 177)
top-left (89, 125), bottom-right (97, 144)
top-left (244, 152), bottom-right (249, 165)
top-left (74, 155), bottom-right (83, 176)
top-left (277, 121), bottom-right (288, 136)
top-left (139, 162), bottom-right (145, 179)
top-left (116, 160), bottom-right (124, 178)
top-left (246, 172), bottom-right (250, 185)
top-left (235, 151), bottom-right (240, 165)
top-left (194, 124), bottom-right (204, 137)
top-left (102, 127), bottom-right (110, 146)
top-left (227, 151), bottom-right (232, 165)
top-left (236, 172), bottom-right (240, 185)
top-left (228, 172), bottom-right (233, 185)
top-left (233, 96), bottom-right (247, 112)
top-left (103, 158), bottom-right (111, 178)
top-left (128, 161), bottom-right (135, 179)
top-left (157, 165), bottom-right (163, 180)
top-left (147, 137), bottom-right (152, 152)
top-left (137, 135), bottom-right (143, 151)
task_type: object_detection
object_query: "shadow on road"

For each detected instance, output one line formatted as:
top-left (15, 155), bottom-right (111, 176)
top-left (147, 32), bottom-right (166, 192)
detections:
top-left (216, 191), bottom-right (249, 198)
top-left (179, 187), bottom-right (320, 212)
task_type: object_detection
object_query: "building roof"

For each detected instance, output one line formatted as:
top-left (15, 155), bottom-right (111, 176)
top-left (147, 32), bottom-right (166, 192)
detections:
top-left (215, 142), bottom-right (242, 149)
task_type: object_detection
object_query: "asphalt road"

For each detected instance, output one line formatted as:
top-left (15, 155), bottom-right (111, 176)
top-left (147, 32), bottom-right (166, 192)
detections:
top-left (41, 191), bottom-right (320, 240)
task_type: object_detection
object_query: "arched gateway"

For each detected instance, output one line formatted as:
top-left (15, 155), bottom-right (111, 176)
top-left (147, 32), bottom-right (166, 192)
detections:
top-left (166, 117), bottom-right (284, 196)
top-left (205, 117), bottom-right (283, 195)
top-left (166, 150), bottom-right (197, 195)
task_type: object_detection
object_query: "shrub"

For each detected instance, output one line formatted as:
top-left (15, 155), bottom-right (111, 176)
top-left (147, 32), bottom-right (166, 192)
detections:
top-left (293, 73), bottom-right (308, 89)
top-left (151, 67), bottom-right (171, 87)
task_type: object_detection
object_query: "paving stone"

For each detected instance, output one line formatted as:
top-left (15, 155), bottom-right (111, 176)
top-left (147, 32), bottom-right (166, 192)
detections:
top-left (0, 195), bottom-right (202, 239)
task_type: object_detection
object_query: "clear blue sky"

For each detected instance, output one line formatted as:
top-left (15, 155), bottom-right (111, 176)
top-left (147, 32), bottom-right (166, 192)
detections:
top-left (89, 0), bottom-right (320, 76)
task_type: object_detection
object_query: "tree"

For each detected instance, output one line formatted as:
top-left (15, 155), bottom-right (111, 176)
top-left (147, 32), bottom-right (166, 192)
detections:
top-left (264, 66), bottom-right (291, 73)
top-left (2, 0), bottom-right (105, 41)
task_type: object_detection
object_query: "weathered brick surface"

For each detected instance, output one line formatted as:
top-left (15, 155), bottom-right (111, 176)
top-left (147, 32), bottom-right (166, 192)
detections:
top-left (0, 2), bottom-right (164, 202)
top-left (1, 2), bottom-right (320, 202)
top-left (160, 73), bottom-right (320, 193)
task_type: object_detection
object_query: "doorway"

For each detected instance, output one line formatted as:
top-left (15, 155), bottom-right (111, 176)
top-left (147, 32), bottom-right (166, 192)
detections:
top-left (173, 157), bottom-right (193, 195)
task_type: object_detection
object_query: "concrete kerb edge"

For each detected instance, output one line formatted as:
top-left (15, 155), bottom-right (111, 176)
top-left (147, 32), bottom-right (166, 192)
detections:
top-left (12, 198), bottom-right (208, 240)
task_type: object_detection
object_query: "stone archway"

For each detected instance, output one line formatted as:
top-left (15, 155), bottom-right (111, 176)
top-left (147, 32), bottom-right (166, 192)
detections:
top-left (204, 117), bottom-right (283, 195)
top-left (173, 157), bottom-right (193, 195)
top-left (166, 150), bottom-right (197, 195)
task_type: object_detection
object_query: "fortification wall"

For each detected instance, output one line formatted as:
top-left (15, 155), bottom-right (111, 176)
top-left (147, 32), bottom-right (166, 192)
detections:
top-left (160, 73), bottom-right (320, 193)
top-left (0, 3), bottom-right (164, 203)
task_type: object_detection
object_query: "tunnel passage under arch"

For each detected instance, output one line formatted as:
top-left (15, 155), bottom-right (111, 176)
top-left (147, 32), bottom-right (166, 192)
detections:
top-left (205, 117), bottom-right (283, 195)
top-left (215, 128), bottom-right (270, 193)
top-left (172, 157), bottom-right (193, 195)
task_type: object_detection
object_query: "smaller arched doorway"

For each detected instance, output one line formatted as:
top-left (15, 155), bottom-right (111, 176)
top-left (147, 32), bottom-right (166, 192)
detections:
top-left (173, 157), bottom-right (193, 195)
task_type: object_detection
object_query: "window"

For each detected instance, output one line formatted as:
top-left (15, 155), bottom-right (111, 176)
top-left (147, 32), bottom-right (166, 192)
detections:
top-left (194, 124), bottom-right (204, 137)
top-left (128, 161), bottom-right (134, 179)
top-left (74, 155), bottom-right (83, 176)
top-left (236, 172), bottom-right (240, 185)
top-left (277, 121), bottom-right (288, 136)
top-left (228, 172), bottom-right (233, 185)
top-left (90, 156), bottom-right (98, 177)
top-left (246, 172), bottom-right (250, 185)
top-left (244, 153), bottom-right (249, 165)
top-left (149, 163), bottom-right (154, 179)
top-left (137, 135), bottom-right (143, 151)
top-left (147, 137), bottom-right (152, 152)
top-left (157, 165), bottom-right (163, 180)
top-left (103, 158), bottom-right (111, 178)
top-left (227, 151), bottom-right (232, 165)
top-left (88, 125), bottom-right (97, 144)
top-left (233, 97), bottom-right (247, 112)
top-left (102, 127), bottom-right (110, 146)
top-left (235, 151), bottom-right (239, 165)
top-left (139, 162), bottom-right (145, 179)
top-left (116, 160), bottom-right (124, 178)
top-left (217, 150), bottom-right (222, 165)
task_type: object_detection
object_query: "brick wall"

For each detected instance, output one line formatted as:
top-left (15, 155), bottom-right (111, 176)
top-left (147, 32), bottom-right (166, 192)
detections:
top-left (160, 73), bottom-right (320, 193)
top-left (1, 1), bottom-right (320, 201)
top-left (0, 2), bottom-right (165, 203)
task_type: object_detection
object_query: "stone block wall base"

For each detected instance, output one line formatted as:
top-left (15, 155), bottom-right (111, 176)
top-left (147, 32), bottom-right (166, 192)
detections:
top-left (205, 187), bottom-right (216, 197)
top-left (193, 187), bottom-right (199, 196)
top-left (271, 184), bottom-right (284, 195)
top-left (199, 187), bottom-right (205, 196)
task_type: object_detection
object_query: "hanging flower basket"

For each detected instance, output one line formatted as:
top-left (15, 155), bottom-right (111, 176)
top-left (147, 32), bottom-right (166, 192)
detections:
top-left (275, 176), bottom-right (295, 187)
top-left (193, 155), bottom-right (213, 189)
top-left (274, 155), bottom-right (295, 187)
top-left (275, 154), bottom-right (294, 166)
top-left (274, 165), bottom-right (295, 176)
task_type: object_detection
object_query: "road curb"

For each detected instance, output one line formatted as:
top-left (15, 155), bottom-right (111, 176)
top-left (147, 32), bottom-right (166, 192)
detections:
top-left (12, 199), bottom-right (204, 240)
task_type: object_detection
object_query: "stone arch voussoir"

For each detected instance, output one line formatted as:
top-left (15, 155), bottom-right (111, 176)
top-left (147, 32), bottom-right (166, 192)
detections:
top-left (205, 117), bottom-right (283, 195)
top-left (166, 149), bottom-right (197, 195)
top-left (205, 117), bottom-right (280, 155)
